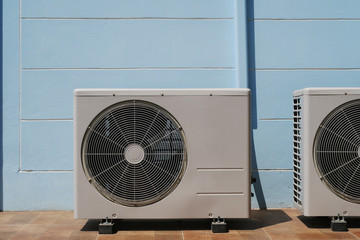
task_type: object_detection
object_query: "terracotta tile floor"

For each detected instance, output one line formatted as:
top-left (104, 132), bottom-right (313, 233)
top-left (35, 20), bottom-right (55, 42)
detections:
top-left (1, 209), bottom-right (360, 240)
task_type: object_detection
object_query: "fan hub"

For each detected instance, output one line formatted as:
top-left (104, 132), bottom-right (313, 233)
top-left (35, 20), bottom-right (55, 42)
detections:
top-left (124, 144), bottom-right (145, 164)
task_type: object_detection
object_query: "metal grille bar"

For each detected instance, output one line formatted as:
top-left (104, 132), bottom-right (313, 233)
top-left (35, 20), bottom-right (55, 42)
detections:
top-left (293, 97), bottom-right (302, 207)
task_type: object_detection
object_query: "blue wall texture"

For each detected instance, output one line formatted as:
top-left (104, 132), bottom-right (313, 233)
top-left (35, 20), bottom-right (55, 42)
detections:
top-left (3, 0), bottom-right (360, 210)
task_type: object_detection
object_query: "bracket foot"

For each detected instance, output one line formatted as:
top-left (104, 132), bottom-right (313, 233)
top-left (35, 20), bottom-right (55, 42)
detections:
top-left (331, 215), bottom-right (348, 232)
top-left (211, 216), bottom-right (228, 233)
top-left (99, 217), bottom-right (115, 234)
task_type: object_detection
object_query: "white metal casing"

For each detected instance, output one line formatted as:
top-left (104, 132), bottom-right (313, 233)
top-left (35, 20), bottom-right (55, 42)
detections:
top-left (74, 88), bottom-right (251, 219)
top-left (293, 87), bottom-right (360, 217)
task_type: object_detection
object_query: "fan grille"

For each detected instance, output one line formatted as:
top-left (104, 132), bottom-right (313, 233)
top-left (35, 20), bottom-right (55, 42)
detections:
top-left (81, 100), bottom-right (187, 207)
top-left (314, 99), bottom-right (360, 203)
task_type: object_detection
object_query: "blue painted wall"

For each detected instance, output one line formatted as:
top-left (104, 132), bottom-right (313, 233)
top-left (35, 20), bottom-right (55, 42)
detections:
top-left (0, 0), bottom-right (3, 211)
top-left (3, 0), bottom-right (360, 210)
top-left (248, 0), bottom-right (360, 209)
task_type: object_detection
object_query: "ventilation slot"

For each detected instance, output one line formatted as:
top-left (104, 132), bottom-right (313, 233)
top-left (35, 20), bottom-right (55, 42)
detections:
top-left (293, 97), bottom-right (302, 207)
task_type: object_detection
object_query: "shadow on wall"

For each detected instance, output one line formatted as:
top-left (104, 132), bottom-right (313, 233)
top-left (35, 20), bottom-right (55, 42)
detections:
top-left (246, 0), bottom-right (267, 209)
top-left (0, 0), bottom-right (3, 211)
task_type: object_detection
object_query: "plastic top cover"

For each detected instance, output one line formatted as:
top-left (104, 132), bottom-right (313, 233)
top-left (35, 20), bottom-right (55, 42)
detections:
top-left (74, 88), bottom-right (250, 97)
top-left (293, 87), bottom-right (360, 97)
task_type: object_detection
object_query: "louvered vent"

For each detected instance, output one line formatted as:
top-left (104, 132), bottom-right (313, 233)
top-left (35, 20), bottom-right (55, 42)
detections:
top-left (81, 100), bottom-right (187, 207)
top-left (293, 97), bottom-right (302, 206)
top-left (314, 99), bottom-right (360, 204)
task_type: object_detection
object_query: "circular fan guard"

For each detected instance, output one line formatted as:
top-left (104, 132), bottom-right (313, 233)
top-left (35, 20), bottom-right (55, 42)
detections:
top-left (314, 99), bottom-right (360, 204)
top-left (81, 100), bottom-right (187, 207)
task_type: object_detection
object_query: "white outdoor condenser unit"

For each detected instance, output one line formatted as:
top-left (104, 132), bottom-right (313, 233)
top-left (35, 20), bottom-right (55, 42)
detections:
top-left (293, 88), bottom-right (360, 227)
top-left (74, 89), bottom-right (251, 230)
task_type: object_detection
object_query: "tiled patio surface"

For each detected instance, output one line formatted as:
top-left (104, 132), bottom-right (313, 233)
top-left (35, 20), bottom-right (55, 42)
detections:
top-left (1, 208), bottom-right (360, 240)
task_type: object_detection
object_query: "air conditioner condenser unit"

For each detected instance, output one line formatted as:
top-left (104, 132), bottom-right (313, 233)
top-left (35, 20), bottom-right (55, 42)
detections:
top-left (74, 89), bottom-right (251, 233)
top-left (293, 87), bottom-right (360, 230)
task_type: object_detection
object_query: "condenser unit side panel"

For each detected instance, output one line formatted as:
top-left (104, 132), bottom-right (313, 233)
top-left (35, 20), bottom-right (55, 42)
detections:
top-left (293, 94), bottom-right (303, 212)
top-left (301, 94), bottom-right (313, 216)
top-left (74, 93), bottom-right (250, 219)
top-left (73, 96), bottom-right (81, 219)
top-left (302, 93), bottom-right (360, 217)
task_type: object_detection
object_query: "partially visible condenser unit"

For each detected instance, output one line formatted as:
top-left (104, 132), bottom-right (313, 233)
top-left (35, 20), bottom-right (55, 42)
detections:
top-left (74, 89), bottom-right (251, 230)
top-left (293, 88), bottom-right (360, 223)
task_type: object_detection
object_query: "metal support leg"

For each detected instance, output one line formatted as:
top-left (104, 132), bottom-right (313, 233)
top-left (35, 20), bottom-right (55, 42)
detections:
top-left (331, 214), bottom-right (347, 232)
top-left (99, 217), bottom-right (115, 234)
top-left (211, 216), bottom-right (228, 233)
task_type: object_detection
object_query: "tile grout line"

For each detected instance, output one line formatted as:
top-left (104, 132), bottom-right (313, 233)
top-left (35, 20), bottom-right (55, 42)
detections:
top-left (349, 231), bottom-right (360, 239)
top-left (10, 224), bottom-right (27, 239)
top-left (8, 231), bottom-right (20, 240)
top-left (262, 228), bottom-right (273, 240)
top-left (28, 212), bottom-right (55, 239)
top-left (11, 213), bottom-right (42, 239)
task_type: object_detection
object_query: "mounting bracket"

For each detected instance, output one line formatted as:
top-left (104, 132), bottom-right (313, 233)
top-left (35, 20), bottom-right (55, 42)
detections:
top-left (211, 216), bottom-right (228, 233)
top-left (99, 217), bottom-right (115, 234)
top-left (331, 214), bottom-right (348, 232)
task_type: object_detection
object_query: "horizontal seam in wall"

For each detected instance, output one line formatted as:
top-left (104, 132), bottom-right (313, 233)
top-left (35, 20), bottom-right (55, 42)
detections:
top-left (22, 67), bottom-right (235, 71)
top-left (19, 170), bottom-right (73, 173)
top-left (250, 68), bottom-right (360, 71)
top-left (21, 119), bottom-right (73, 122)
top-left (21, 17), bottom-right (234, 20)
top-left (259, 118), bottom-right (292, 121)
top-left (249, 18), bottom-right (360, 21)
